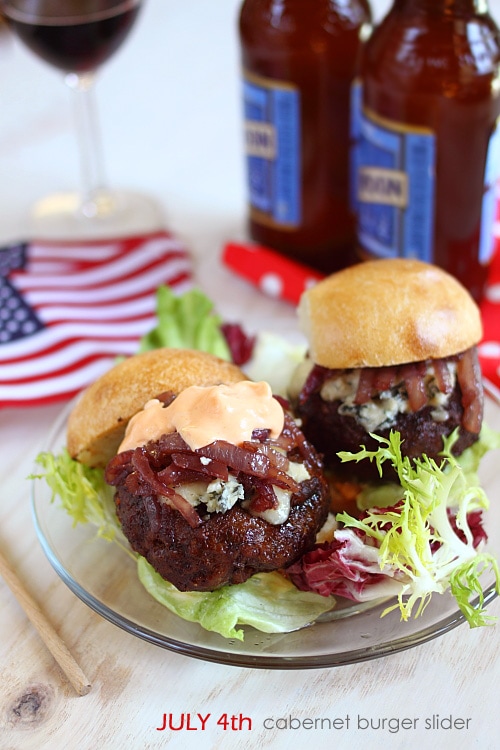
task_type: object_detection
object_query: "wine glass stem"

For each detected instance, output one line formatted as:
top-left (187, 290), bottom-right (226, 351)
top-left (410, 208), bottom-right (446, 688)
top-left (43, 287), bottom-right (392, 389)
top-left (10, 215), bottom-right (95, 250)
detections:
top-left (65, 71), bottom-right (108, 217)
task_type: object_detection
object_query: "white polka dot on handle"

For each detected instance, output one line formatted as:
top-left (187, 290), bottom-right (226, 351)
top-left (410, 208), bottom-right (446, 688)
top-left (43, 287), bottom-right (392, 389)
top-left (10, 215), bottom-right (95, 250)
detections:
top-left (478, 341), bottom-right (500, 358)
top-left (260, 273), bottom-right (283, 298)
top-left (305, 276), bottom-right (320, 290)
top-left (485, 283), bottom-right (500, 303)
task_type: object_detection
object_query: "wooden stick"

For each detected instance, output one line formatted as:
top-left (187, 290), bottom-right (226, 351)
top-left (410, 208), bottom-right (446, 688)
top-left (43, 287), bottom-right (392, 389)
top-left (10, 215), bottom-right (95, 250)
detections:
top-left (0, 546), bottom-right (91, 696)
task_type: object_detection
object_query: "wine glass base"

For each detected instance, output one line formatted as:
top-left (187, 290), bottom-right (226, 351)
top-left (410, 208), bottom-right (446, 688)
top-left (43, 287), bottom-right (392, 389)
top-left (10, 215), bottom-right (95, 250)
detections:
top-left (28, 189), bottom-right (166, 240)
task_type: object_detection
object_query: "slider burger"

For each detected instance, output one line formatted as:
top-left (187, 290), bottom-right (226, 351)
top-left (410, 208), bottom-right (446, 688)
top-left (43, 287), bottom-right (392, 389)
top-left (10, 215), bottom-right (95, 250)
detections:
top-left (67, 348), bottom-right (330, 593)
top-left (289, 258), bottom-right (484, 482)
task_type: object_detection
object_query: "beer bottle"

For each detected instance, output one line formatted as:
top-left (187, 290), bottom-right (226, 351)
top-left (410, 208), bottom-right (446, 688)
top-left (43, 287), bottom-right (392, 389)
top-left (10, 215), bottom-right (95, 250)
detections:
top-left (351, 0), bottom-right (500, 301)
top-left (239, 0), bottom-right (372, 274)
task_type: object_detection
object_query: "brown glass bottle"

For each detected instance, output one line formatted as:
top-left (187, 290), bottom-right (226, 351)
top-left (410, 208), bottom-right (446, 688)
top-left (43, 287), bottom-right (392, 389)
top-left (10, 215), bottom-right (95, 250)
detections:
top-left (352, 0), bottom-right (500, 301)
top-left (239, 0), bottom-right (372, 274)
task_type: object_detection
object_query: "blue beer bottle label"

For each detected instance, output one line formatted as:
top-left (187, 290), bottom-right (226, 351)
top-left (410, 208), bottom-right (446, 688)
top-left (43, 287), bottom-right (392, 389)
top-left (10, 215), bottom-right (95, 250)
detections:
top-left (351, 82), bottom-right (436, 260)
top-left (243, 72), bottom-right (301, 227)
top-left (479, 116), bottom-right (500, 265)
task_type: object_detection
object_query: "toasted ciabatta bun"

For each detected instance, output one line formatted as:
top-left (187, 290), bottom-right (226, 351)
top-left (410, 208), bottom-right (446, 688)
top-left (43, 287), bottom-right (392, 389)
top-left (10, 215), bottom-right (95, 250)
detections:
top-left (67, 348), bottom-right (246, 468)
top-left (298, 258), bottom-right (483, 369)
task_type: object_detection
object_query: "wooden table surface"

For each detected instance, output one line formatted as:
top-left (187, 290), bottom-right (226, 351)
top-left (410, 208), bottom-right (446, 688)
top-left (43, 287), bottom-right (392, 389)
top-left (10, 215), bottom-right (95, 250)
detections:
top-left (1, 2), bottom-right (499, 749)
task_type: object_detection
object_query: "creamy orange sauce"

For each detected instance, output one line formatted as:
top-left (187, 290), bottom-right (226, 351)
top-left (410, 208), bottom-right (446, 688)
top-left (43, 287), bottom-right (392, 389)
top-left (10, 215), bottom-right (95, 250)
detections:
top-left (118, 380), bottom-right (284, 453)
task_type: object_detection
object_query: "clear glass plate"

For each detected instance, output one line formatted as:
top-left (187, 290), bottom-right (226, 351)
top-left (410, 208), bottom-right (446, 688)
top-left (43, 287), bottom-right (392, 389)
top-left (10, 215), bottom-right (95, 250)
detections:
top-left (31, 382), bottom-right (500, 669)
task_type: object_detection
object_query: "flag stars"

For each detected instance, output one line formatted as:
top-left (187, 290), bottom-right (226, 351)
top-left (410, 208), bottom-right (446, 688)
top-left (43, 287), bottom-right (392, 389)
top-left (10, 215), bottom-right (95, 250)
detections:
top-left (0, 277), bottom-right (43, 343)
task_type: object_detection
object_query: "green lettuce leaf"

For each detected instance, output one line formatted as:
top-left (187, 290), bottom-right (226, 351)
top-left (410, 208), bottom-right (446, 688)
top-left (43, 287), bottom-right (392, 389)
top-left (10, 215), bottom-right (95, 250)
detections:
top-left (138, 559), bottom-right (335, 640)
top-left (138, 285), bottom-right (231, 360)
top-left (454, 421), bottom-right (500, 488)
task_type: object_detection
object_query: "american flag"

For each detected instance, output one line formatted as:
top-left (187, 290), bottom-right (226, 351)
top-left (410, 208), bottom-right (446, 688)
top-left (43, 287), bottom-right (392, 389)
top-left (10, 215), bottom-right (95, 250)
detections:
top-left (0, 231), bottom-right (192, 408)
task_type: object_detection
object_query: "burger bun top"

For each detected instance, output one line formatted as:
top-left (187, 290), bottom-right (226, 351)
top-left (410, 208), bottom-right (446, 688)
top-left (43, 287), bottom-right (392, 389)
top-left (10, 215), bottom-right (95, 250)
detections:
top-left (298, 258), bottom-right (483, 369)
top-left (67, 348), bottom-right (246, 468)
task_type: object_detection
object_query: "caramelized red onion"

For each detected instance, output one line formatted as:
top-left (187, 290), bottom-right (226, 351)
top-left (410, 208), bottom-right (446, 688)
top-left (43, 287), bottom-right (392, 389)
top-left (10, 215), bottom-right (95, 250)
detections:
top-left (354, 360), bottom-right (429, 411)
top-left (398, 362), bottom-right (428, 412)
top-left (300, 347), bottom-right (483, 435)
top-left (220, 322), bottom-right (256, 365)
top-left (456, 348), bottom-right (483, 434)
top-left (432, 359), bottom-right (454, 395)
top-left (197, 440), bottom-right (271, 478)
top-left (167, 452), bottom-right (229, 480)
top-left (105, 413), bottom-right (318, 527)
top-left (241, 475), bottom-right (279, 512)
top-left (242, 440), bottom-right (290, 471)
top-left (130, 448), bottom-right (201, 528)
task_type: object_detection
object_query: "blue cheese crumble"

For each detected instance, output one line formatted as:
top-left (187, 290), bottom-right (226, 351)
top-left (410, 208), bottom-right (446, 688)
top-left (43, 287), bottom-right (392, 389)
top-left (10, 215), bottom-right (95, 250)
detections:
top-left (175, 461), bottom-right (310, 525)
top-left (320, 362), bottom-right (457, 432)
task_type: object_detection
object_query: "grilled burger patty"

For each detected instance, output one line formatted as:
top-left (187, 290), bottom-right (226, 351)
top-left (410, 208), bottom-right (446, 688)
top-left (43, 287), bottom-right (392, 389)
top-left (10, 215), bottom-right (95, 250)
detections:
top-left (294, 349), bottom-right (483, 480)
top-left (105, 413), bottom-right (330, 591)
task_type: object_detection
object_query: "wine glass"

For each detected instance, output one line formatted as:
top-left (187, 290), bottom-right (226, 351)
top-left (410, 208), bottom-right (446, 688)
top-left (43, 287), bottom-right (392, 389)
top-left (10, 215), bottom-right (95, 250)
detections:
top-left (1, 0), bottom-right (163, 238)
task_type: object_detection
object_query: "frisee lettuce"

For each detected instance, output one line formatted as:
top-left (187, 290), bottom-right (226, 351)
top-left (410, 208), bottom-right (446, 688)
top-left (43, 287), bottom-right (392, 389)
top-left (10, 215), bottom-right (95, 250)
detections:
top-left (336, 430), bottom-right (500, 627)
top-left (450, 556), bottom-right (500, 627)
top-left (355, 422), bottom-right (500, 512)
top-left (32, 449), bottom-right (134, 558)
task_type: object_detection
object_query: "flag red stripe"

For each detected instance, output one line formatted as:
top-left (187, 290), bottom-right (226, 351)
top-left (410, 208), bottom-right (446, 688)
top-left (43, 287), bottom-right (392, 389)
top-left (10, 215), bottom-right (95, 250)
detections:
top-left (0, 232), bottom-right (193, 407)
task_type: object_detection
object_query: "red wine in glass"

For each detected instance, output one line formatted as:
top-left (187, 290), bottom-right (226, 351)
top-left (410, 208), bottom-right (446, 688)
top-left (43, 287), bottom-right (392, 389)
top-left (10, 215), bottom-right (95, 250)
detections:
top-left (0, 0), bottom-right (162, 238)
top-left (4, 2), bottom-right (141, 72)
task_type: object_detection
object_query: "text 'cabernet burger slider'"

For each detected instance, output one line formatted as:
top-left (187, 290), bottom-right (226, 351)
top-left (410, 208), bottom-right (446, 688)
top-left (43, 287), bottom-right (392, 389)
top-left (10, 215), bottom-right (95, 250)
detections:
top-left (289, 258), bottom-right (484, 482)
